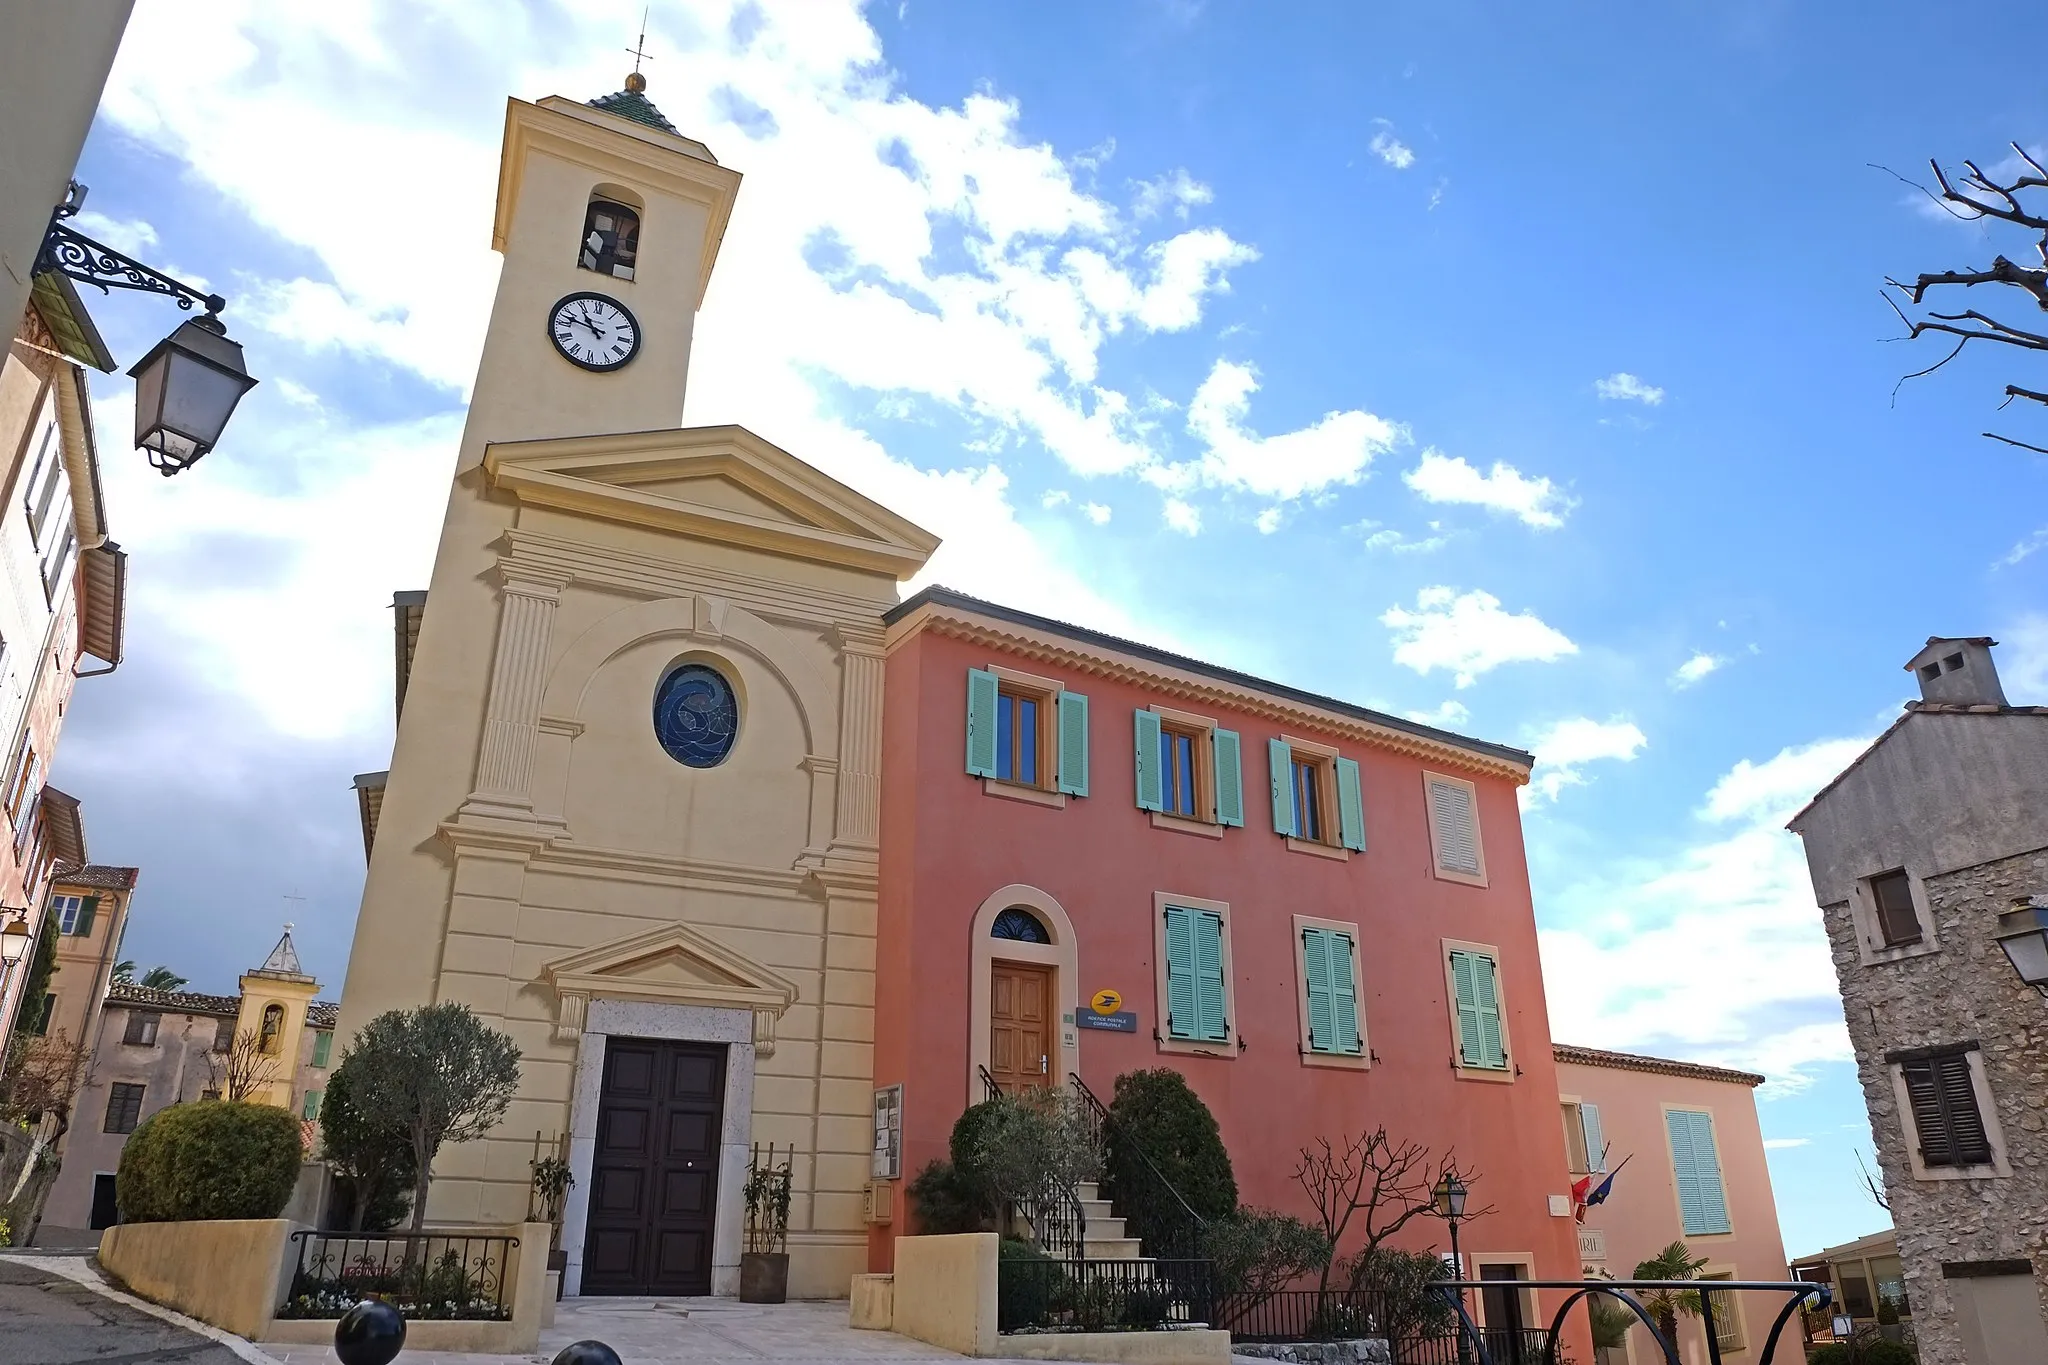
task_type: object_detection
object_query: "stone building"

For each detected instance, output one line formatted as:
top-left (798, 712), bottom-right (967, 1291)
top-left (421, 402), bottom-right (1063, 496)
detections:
top-left (1789, 637), bottom-right (2048, 1365)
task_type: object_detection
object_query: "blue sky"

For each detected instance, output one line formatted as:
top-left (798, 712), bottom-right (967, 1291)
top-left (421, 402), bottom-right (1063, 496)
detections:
top-left (47, 0), bottom-right (2048, 1258)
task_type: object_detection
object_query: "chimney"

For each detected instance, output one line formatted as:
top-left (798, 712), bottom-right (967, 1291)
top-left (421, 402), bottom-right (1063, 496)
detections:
top-left (1905, 636), bottom-right (2008, 707)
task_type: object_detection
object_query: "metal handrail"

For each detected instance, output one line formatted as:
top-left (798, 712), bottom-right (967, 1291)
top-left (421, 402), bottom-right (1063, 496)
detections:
top-left (1433, 1278), bottom-right (1829, 1365)
top-left (1068, 1073), bottom-right (1208, 1258)
top-left (975, 1065), bottom-right (1088, 1262)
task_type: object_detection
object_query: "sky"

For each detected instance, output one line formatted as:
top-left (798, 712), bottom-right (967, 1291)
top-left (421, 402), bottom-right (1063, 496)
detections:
top-left (43, 0), bottom-right (2048, 1258)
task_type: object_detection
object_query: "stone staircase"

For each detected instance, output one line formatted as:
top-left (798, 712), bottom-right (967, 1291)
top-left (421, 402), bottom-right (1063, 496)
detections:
top-left (1074, 1181), bottom-right (1145, 1261)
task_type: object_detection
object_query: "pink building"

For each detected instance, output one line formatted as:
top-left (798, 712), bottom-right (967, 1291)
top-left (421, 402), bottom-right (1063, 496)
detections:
top-left (1554, 1045), bottom-right (1789, 1364)
top-left (876, 588), bottom-right (1591, 1358)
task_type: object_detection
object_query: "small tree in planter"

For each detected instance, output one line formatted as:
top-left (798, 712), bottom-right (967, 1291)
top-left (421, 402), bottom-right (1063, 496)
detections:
top-left (741, 1145), bottom-right (794, 1303)
top-left (531, 1155), bottom-right (575, 1289)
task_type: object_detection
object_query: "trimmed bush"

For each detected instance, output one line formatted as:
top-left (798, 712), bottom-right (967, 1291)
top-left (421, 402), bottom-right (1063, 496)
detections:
top-left (997, 1236), bottom-right (1058, 1331)
top-left (1104, 1069), bottom-right (1236, 1253)
top-left (1804, 1345), bottom-right (1850, 1365)
top-left (117, 1100), bottom-right (303, 1223)
top-left (906, 1159), bottom-right (995, 1234)
top-left (1862, 1343), bottom-right (1914, 1365)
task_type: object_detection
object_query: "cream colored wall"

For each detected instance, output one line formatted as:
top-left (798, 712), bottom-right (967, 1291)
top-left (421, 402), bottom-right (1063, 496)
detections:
top-left (236, 974), bottom-right (316, 1109)
top-left (336, 90), bottom-right (934, 1300)
top-left (0, 3), bottom-right (134, 330)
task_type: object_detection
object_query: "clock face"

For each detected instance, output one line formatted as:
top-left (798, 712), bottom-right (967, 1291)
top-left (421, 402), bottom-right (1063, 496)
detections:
top-left (547, 291), bottom-right (641, 372)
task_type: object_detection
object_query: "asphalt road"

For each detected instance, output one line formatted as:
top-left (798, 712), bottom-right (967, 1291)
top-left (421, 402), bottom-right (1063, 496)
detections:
top-left (0, 1258), bottom-right (246, 1365)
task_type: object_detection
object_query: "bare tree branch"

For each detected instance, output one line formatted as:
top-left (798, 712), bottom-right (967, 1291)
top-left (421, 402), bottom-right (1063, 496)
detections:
top-left (208, 1028), bottom-right (282, 1103)
top-left (1982, 432), bottom-right (2048, 455)
top-left (2002, 385), bottom-right (2048, 408)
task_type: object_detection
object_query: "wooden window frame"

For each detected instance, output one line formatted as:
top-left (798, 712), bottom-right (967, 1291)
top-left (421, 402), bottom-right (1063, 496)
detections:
top-left (1424, 771), bottom-right (1488, 886)
top-left (1147, 704), bottom-right (1223, 834)
top-left (52, 893), bottom-right (84, 935)
top-left (122, 1011), bottom-right (160, 1047)
top-left (104, 1082), bottom-right (145, 1135)
top-left (984, 665), bottom-right (1064, 803)
top-left (1281, 734), bottom-right (1349, 859)
top-left (1701, 1268), bottom-right (1748, 1354)
top-left (1561, 1100), bottom-right (1591, 1174)
top-left (1850, 868), bottom-right (1938, 965)
top-left (1887, 1043), bottom-right (2010, 1181)
top-left (1867, 869), bottom-right (1922, 948)
top-left (1152, 891), bottom-right (1239, 1059)
top-left (1292, 914), bottom-right (1369, 1070)
top-left (1442, 937), bottom-right (1513, 1083)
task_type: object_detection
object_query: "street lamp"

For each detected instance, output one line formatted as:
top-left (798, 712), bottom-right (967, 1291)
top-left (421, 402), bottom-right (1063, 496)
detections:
top-left (1433, 1171), bottom-right (1471, 1365)
top-left (32, 183), bottom-right (257, 475)
top-left (1994, 899), bottom-right (2048, 997)
top-left (0, 909), bottom-right (29, 968)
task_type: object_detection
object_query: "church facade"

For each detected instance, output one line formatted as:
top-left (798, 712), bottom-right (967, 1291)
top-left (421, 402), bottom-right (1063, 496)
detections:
top-left (337, 79), bottom-right (1582, 1306)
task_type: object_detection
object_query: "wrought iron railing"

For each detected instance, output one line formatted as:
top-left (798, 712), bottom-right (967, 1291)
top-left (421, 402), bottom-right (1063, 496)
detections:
top-left (999, 1255), bottom-right (1217, 1334)
top-left (1069, 1074), bottom-right (1208, 1260)
top-left (276, 1230), bottom-right (519, 1320)
top-left (976, 1066), bottom-right (1088, 1262)
top-left (1431, 1278), bottom-right (1829, 1365)
top-left (1220, 1287), bottom-right (1401, 1340)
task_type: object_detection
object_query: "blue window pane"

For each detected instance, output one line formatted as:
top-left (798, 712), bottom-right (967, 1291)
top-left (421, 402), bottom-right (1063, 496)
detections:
top-left (1018, 696), bottom-right (1038, 786)
top-left (653, 664), bottom-right (739, 768)
top-left (1174, 734), bottom-right (1195, 815)
top-left (1294, 759), bottom-right (1320, 841)
top-left (997, 692), bottom-right (1016, 781)
top-left (992, 908), bottom-right (1050, 943)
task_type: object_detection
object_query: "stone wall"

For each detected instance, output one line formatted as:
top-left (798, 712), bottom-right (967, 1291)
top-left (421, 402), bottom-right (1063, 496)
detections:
top-left (1824, 843), bottom-right (2048, 1365)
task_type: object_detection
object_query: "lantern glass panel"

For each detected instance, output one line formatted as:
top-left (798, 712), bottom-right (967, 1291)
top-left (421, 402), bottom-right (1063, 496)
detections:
top-left (1998, 926), bottom-right (2048, 987)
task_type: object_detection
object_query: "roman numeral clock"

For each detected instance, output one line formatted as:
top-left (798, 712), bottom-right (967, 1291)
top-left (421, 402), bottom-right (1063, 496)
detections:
top-left (548, 289), bottom-right (641, 371)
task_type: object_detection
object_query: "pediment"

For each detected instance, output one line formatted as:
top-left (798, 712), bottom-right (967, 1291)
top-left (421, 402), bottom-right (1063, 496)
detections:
top-left (482, 424), bottom-right (939, 580)
top-left (543, 921), bottom-right (800, 1050)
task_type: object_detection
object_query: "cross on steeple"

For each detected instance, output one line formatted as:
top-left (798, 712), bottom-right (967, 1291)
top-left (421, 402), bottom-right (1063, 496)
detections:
top-left (625, 8), bottom-right (654, 91)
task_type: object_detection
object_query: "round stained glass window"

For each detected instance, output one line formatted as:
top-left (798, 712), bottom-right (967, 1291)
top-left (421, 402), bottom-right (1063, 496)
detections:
top-left (653, 664), bottom-right (738, 768)
top-left (991, 908), bottom-right (1050, 943)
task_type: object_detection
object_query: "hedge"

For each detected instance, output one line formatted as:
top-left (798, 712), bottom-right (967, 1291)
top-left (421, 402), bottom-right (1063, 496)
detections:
top-left (117, 1100), bottom-right (303, 1223)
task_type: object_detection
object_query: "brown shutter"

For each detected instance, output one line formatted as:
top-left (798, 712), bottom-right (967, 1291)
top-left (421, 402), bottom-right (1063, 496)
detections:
top-left (1936, 1053), bottom-right (1993, 1165)
top-left (1902, 1060), bottom-right (1951, 1164)
top-left (1869, 871), bottom-right (1921, 946)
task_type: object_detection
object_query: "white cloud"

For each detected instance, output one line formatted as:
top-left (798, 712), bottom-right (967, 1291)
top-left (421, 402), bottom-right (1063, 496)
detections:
top-left (1131, 168), bottom-right (1213, 221)
top-left (1404, 700), bottom-right (1471, 728)
top-left (72, 209), bottom-right (159, 257)
top-left (1081, 502), bottom-right (1112, 525)
top-left (1671, 652), bottom-right (1726, 689)
top-left (1763, 1138), bottom-right (1811, 1150)
top-left (1402, 448), bottom-right (1574, 529)
top-left (1163, 498), bottom-right (1202, 535)
top-left (1254, 506), bottom-right (1282, 535)
top-left (1369, 126), bottom-right (1416, 170)
top-left (1175, 359), bottom-right (1403, 499)
top-left (1997, 526), bottom-right (2048, 569)
top-left (1524, 716), bottom-right (1648, 804)
top-left (1595, 371), bottom-right (1665, 405)
top-left (1041, 489), bottom-right (1071, 508)
top-left (1380, 587), bottom-right (1578, 687)
top-left (1540, 736), bottom-right (1876, 1090)
top-left (1355, 523), bottom-right (1447, 554)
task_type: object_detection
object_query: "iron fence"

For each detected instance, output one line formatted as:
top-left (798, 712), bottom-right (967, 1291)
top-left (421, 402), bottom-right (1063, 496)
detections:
top-left (276, 1230), bottom-right (519, 1320)
top-left (1220, 1288), bottom-right (1399, 1341)
top-left (998, 1256), bottom-right (1217, 1334)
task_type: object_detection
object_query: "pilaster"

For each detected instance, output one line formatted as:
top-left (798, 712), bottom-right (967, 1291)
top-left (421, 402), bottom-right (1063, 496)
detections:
top-left (460, 564), bottom-right (573, 824)
top-left (828, 624), bottom-right (887, 861)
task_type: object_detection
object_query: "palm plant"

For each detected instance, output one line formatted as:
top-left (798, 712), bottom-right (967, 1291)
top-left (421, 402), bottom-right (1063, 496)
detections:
top-left (112, 960), bottom-right (135, 981)
top-left (1632, 1241), bottom-right (1707, 1350)
top-left (138, 966), bottom-right (187, 991)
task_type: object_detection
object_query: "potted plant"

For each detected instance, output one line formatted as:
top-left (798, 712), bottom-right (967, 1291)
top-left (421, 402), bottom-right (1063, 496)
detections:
top-left (531, 1156), bottom-right (575, 1299)
top-left (740, 1153), bottom-right (793, 1304)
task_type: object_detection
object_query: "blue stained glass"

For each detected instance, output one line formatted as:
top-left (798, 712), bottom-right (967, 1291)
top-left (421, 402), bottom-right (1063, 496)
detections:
top-left (653, 664), bottom-right (739, 768)
top-left (992, 908), bottom-right (1050, 943)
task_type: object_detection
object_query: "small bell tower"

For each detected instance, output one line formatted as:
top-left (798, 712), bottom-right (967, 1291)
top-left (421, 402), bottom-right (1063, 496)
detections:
top-left (456, 74), bottom-right (742, 471)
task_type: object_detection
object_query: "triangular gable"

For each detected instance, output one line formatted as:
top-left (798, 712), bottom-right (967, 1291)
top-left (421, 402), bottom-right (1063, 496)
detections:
top-left (542, 920), bottom-right (799, 1050)
top-left (483, 424), bottom-right (940, 581)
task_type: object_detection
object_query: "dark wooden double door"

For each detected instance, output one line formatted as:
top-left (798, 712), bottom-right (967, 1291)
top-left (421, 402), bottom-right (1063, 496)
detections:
top-left (582, 1038), bottom-right (726, 1296)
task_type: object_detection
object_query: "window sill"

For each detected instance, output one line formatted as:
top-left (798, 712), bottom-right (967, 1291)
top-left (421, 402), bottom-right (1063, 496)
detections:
top-left (1157, 1034), bottom-right (1237, 1059)
top-left (1286, 837), bottom-right (1349, 862)
top-left (1860, 938), bottom-right (1939, 967)
top-left (1152, 811), bottom-right (1223, 839)
top-left (1300, 1047), bottom-right (1370, 1071)
top-left (982, 778), bottom-right (1066, 808)
top-left (1452, 1060), bottom-right (1516, 1084)
top-left (1432, 864), bottom-right (1488, 888)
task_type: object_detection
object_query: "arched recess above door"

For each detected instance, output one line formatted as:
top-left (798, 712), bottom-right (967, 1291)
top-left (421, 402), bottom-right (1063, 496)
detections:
top-left (968, 884), bottom-right (1080, 1107)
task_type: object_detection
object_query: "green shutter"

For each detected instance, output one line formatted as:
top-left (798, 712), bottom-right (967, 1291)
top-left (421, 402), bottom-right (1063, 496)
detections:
top-left (1193, 910), bottom-right (1228, 1041)
top-left (303, 1089), bottom-right (323, 1121)
top-left (1134, 709), bottom-right (1164, 811)
top-left (1056, 691), bottom-right (1090, 796)
top-left (1302, 929), bottom-right (1335, 1051)
top-left (1212, 729), bottom-right (1244, 826)
top-left (1472, 952), bottom-right (1506, 1068)
top-left (1269, 739), bottom-right (1296, 836)
top-left (312, 1030), bottom-right (333, 1068)
top-left (965, 669), bottom-right (999, 777)
top-left (1164, 907), bottom-right (1197, 1038)
top-left (1670, 1111), bottom-right (1730, 1235)
top-left (1335, 757), bottom-right (1365, 851)
top-left (1580, 1103), bottom-right (1606, 1172)
top-left (74, 896), bottom-right (98, 937)
top-left (1329, 931), bottom-right (1361, 1054)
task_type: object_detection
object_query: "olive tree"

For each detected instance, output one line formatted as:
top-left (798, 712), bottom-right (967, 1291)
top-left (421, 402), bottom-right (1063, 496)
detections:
top-left (345, 1003), bottom-right (521, 1231)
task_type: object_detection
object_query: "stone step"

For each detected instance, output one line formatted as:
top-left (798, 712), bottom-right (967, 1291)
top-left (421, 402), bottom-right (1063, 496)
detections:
top-left (1081, 1236), bottom-right (1145, 1260)
top-left (1079, 1198), bottom-right (1115, 1223)
top-left (1076, 1181), bottom-right (1102, 1203)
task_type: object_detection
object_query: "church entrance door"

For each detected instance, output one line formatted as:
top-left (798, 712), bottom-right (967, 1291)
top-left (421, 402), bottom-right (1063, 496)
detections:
top-left (989, 961), bottom-right (1052, 1093)
top-left (582, 1038), bottom-right (726, 1296)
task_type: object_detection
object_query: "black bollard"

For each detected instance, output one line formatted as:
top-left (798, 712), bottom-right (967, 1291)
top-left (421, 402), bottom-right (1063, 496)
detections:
top-left (333, 1299), bottom-right (407, 1365)
top-left (550, 1342), bottom-right (624, 1365)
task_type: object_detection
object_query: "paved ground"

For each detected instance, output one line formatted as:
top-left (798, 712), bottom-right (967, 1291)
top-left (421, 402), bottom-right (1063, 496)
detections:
top-left (0, 1256), bottom-right (246, 1365)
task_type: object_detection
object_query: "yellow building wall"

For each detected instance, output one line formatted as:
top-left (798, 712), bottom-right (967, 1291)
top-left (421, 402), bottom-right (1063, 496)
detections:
top-left (236, 971), bottom-right (317, 1110)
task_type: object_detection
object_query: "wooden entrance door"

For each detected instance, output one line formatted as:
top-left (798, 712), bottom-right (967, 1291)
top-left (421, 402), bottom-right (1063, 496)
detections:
top-left (990, 961), bottom-right (1053, 1093)
top-left (582, 1038), bottom-right (726, 1296)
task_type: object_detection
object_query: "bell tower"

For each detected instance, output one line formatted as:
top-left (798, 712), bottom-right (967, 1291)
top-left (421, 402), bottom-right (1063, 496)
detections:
top-left (457, 76), bottom-right (742, 471)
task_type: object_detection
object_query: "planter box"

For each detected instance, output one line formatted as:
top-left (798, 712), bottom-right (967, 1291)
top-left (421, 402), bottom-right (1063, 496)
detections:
top-left (740, 1251), bottom-right (790, 1303)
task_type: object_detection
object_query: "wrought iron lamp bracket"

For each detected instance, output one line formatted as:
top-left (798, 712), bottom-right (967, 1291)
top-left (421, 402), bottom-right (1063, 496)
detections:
top-left (34, 216), bottom-right (228, 322)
